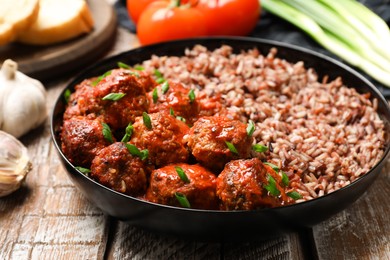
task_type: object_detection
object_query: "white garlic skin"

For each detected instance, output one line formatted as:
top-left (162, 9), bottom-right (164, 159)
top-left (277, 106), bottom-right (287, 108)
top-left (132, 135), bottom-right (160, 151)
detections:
top-left (0, 130), bottom-right (31, 197)
top-left (0, 59), bottom-right (47, 138)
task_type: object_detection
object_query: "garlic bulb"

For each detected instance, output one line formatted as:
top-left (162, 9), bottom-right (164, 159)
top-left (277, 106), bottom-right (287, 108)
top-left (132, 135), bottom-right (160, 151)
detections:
top-left (0, 130), bottom-right (31, 197)
top-left (0, 59), bottom-right (47, 138)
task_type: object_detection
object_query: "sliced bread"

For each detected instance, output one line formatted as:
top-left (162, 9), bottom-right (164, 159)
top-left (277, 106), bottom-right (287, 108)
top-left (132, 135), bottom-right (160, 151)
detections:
top-left (0, 0), bottom-right (40, 45)
top-left (17, 0), bottom-right (94, 45)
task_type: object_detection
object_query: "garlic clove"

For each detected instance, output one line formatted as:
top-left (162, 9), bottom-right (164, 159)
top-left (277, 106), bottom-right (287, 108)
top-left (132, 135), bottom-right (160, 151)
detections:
top-left (0, 130), bottom-right (31, 197)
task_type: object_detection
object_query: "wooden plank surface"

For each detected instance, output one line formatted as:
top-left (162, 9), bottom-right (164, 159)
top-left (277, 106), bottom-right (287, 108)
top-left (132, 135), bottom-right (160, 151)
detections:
top-left (0, 25), bottom-right (389, 260)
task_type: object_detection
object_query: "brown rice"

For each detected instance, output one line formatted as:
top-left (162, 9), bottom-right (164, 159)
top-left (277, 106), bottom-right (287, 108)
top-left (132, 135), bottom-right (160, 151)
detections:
top-left (140, 44), bottom-right (386, 203)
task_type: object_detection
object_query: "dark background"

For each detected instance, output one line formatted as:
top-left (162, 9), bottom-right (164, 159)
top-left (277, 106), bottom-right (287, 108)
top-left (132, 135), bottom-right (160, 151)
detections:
top-left (115, 0), bottom-right (390, 97)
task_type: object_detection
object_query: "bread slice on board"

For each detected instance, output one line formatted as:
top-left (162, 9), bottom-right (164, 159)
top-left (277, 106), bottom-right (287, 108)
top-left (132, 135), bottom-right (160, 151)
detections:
top-left (0, 0), bottom-right (40, 45)
top-left (17, 0), bottom-right (94, 45)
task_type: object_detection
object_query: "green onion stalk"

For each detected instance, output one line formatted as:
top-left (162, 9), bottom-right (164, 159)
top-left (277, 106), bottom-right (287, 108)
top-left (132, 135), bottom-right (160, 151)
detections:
top-left (262, 0), bottom-right (390, 87)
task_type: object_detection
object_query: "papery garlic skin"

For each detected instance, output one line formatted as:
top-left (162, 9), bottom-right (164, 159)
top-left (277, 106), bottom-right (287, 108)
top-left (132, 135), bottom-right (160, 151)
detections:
top-left (0, 59), bottom-right (47, 138)
top-left (0, 130), bottom-right (31, 197)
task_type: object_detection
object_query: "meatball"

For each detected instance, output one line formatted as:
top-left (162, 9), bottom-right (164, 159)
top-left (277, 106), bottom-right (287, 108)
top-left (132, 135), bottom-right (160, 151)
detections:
top-left (90, 142), bottom-right (151, 197)
top-left (63, 78), bottom-right (95, 120)
top-left (186, 116), bottom-right (253, 172)
top-left (147, 81), bottom-right (200, 125)
top-left (216, 158), bottom-right (292, 210)
top-left (130, 112), bottom-right (190, 167)
top-left (61, 117), bottom-right (113, 167)
top-left (146, 163), bottom-right (218, 209)
top-left (73, 68), bottom-right (155, 130)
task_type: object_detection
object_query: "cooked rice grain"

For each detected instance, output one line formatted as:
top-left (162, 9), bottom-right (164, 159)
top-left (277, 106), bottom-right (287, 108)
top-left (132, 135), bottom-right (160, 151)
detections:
top-left (141, 44), bottom-right (386, 203)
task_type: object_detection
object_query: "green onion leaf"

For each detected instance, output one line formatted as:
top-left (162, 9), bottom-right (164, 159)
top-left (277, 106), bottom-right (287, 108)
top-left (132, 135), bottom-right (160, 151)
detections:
top-left (156, 78), bottom-right (166, 84)
top-left (225, 141), bottom-right (239, 155)
top-left (142, 112), bottom-right (152, 129)
top-left (154, 69), bottom-right (163, 78)
top-left (117, 61), bottom-right (131, 69)
top-left (102, 123), bottom-right (114, 143)
top-left (152, 88), bottom-right (158, 103)
top-left (246, 120), bottom-right (255, 136)
top-left (263, 162), bottom-right (280, 172)
top-left (188, 89), bottom-right (195, 103)
top-left (175, 192), bottom-right (191, 208)
top-left (92, 70), bottom-right (112, 86)
top-left (161, 81), bottom-right (169, 94)
top-left (170, 108), bottom-right (175, 116)
top-left (121, 122), bottom-right (134, 142)
top-left (75, 166), bottom-right (91, 175)
top-left (281, 172), bottom-right (289, 187)
top-left (63, 89), bottom-right (71, 103)
top-left (252, 144), bottom-right (268, 153)
top-left (264, 174), bottom-right (281, 197)
top-left (287, 191), bottom-right (303, 200)
top-left (134, 65), bottom-right (145, 71)
top-left (125, 143), bottom-right (149, 160)
top-left (175, 166), bottom-right (190, 183)
top-left (102, 92), bottom-right (126, 101)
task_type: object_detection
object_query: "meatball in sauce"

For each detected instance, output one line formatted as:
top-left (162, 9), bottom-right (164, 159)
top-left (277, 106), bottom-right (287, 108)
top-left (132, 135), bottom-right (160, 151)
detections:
top-left (90, 142), bottom-right (152, 197)
top-left (147, 80), bottom-right (200, 125)
top-left (216, 158), bottom-right (293, 210)
top-left (130, 112), bottom-right (190, 167)
top-left (186, 116), bottom-right (253, 172)
top-left (146, 163), bottom-right (218, 210)
top-left (61, 116), bottom-right (113, 168)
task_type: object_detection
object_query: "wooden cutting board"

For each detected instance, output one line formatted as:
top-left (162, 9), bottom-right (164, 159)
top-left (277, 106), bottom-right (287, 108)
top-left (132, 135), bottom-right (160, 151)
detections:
top-left (0, 0), bottom-right (117, 82)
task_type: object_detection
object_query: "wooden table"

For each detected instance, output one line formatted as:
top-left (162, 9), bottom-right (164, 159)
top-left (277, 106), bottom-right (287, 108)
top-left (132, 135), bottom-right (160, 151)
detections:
top-left (1, 25), bottom-right (389, 260)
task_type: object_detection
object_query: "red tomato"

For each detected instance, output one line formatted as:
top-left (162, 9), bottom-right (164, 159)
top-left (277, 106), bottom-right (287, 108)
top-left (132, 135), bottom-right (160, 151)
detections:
top-left (196, 0), bottom-right (260, 36)
top-left (137, 1), bottom-right (208, 45)
top-left (126, 0), bottom-right (157, 24)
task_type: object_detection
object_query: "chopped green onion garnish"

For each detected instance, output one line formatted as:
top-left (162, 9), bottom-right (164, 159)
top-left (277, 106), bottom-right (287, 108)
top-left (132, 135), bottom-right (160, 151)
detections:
top-left (281, 172), bottom-right (289, 187)
top-left (134, 65), bottom-right (145, 71)
top-left (175, 192), bottom-right (191, 208)
top-left (125, 144), bottom-right (149, 160)
top-left (263, 162), bottom-right (280, 172)
top-left (225, 141), bottom-right (239, 155)
top-left (264, 162), bottom-right (289, 186)
top-left (63, 89), bottom-right (71, 103)
top-left (175, 166), bottom-right (190, 183)
top-left (264, 174), bottom-right (281, 197)
top-left (188, 89), bottom-right (195, 103)
top-left (252, 144), bottom-right (268, 153)
top-left (102, 92), bottom-right (126, 101)
top-left (102, 123), bottom-right (114, 143)
top-left (154, 69), bottom-right (163, 78)
top-left (92, 70), bottom-right (112, 86)
top-left (142, 112), bottom-right (152, 129)
top-left (156, 78), bottom-right (166, 84)
top-left (246, 120), bottom-right (255, 136)
top-left (117, 61), bottom-right (131, 69)
top-left (152, 88), bottom-right (158, 103)
top-left (161, 81), bottom-right (169, 94)
top-left (287, 191), bottom-right (303, 200)
top-left (169, 108), bottom-right (175, 116)
top-left (75, 166), bottom-right (91, 175)
top-left (121, 122), bottom-right (134, 142)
